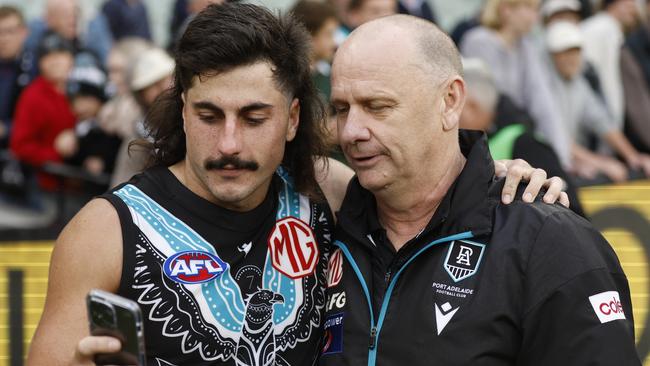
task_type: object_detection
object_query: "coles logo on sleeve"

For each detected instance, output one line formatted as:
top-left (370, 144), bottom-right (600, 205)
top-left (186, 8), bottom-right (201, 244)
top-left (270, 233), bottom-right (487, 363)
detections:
top-left (589, 291), bottom-right (626, 324)
top-left (163, 251), bottom-right (228, 284)
top-left (268, 216), bottom-right (319, 279)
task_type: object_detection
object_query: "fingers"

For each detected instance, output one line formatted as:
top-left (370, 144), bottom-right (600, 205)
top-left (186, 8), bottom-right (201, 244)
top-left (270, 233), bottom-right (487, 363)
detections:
top-left (542, 176), bottom-right (564, 204)
top-left (558, 192), bottom-right (570, 208)
top-left (75, 336), bottom-right (121, 362)
top-left (521, 168), bottom-right (547, 203)
top-left (501, 159), bottom-right (530, 204)
top-left (494, 160), bottom-right (508, 178)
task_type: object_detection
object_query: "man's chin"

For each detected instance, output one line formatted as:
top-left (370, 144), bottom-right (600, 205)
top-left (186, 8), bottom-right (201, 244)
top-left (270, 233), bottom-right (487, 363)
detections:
top-left (356, 173), bottom-right (390, 193)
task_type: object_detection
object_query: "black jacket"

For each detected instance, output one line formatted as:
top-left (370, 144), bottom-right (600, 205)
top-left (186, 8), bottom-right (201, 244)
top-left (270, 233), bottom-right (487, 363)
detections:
top-left (320, 132), bottom-right (639, 365)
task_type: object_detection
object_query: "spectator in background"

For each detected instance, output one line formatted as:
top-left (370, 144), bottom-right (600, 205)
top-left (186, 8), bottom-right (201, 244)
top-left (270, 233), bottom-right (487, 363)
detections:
top-left (291, 0), bottom-right (339, 100)
top-left (169, 0), bottom-right (224, 51)
top-left (10, 33), bottom-right (76, 190)
top-left (622, 0), bottom-right (650, 153)
top-left (110, 47), bottom-right (174, 186)
top-left (102, 0), bottom-right (152, 41)
top-left (580, 0), bottom-right (639, 139)
top-left (461, 0), bottom-right (571, 168)
top-left (0, 6), bottom-right (32, 149)
top-left (460, 57), bottom-right (586, 216)
top-left (65, 65), bottom-right (121, 178)
top-left (292, 0), bottom-right (345, 162)
top-left (397, 0), bottom-right (436, 23)
top-left (545, 21), bottom-right (650, 181)
top-left (626, 0), bottom-right (650, 89)
top-left (334, 0), bottom-right (397, 44)
top-left (540, 0), bottom-right (581, 24)
top-left (24, 0), bottom-right (112, 68)
top-left (348, 0), bottom-right (397, 29)
top-left (98, 38), bottom-right (151, 145)
top-left (541, 0), bottom-right (605, 97)
top-left (170, 0), bottom-right (189, 41)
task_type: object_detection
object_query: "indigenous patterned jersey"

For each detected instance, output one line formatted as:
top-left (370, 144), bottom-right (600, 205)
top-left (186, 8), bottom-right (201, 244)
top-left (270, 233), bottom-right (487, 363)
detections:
top-left (100, 166), bottom-right (334, 366)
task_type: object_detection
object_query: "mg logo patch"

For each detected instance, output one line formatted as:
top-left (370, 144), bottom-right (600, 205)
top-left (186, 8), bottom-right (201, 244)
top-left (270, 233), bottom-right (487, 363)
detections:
top-left (327, 249), bottom-right (343, 288)
top-left (268, 216), bottom-right (319, 279)
top-left (444, 240), bottom-right (485, 282)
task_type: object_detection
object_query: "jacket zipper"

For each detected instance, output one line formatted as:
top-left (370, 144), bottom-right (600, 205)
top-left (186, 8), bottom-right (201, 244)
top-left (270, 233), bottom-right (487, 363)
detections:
top-left (335, 231), bottom-right (474, 366)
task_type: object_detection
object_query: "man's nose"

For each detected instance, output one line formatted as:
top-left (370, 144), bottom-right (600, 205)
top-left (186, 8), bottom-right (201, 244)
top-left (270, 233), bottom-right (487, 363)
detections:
top-left (216, 118), bottom-right (242, 155)
top-left (338, 106), bottom-right (371, 146)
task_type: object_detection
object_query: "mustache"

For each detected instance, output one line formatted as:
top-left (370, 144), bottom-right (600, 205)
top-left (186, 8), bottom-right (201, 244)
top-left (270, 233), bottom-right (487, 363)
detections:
top-left (204, 155), bottom-right (259, 171)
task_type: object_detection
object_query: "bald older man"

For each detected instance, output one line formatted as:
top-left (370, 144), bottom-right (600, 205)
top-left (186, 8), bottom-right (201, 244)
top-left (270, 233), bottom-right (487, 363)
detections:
top-left (322, 15), bottom-right (639, 365)
top-left (24, 0), bottom-right (112, 66)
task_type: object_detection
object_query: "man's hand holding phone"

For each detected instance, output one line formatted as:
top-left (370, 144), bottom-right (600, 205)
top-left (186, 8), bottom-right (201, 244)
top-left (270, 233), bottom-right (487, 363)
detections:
top-left (83, 289), bottom-right (146, 365)
top-left (74, 335), bottom-right (122, 364)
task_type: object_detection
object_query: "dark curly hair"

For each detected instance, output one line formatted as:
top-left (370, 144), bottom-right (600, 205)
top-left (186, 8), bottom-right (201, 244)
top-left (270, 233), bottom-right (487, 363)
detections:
top-left (139, 2), bottom-right (328, 196)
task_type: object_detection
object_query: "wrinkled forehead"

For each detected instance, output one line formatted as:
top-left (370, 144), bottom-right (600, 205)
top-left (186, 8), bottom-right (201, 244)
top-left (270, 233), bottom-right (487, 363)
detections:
top-left (333, 30), bottom-right (421, 79)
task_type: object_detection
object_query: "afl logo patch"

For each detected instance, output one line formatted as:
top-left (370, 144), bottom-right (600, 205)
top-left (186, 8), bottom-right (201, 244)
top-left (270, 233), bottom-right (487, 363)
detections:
top-left (268, 216), bottom-right (319, 279)
top-left (163, 251), bottom-right (227, 284)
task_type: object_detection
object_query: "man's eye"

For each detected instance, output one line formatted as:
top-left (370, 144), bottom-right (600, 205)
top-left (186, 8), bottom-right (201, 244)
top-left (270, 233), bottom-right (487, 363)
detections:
top-left (367, 105), bottom-right (388, 112)
top-left (334, 105), bottom-right (349, 115)
top-left (246, 117), bottom-right (266, 124)
top-left (198, 114), bottom-right (216, 123)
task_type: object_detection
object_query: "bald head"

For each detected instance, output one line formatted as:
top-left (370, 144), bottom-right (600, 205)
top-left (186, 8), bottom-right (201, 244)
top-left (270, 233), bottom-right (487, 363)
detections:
top-left (46, 0), bottom-right (77, 40)
top-left (336, 15), bottom-right (462, 82)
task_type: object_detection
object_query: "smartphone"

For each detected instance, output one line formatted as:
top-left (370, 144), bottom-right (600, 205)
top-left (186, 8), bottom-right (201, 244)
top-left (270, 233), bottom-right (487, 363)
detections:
top-left (86, 289), bottom-right (146, 366)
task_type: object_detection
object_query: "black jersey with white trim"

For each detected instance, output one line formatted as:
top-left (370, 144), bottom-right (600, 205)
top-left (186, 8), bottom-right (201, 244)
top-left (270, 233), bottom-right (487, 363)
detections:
top-left (100, 166), bottom-right (334, 366)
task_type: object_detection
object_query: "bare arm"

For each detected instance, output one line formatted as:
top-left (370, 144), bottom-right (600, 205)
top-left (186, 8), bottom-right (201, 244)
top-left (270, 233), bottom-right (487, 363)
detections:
top-left (27, 199), bottom-right (123, 366)
top-left (571, 144), bottom-right (628, 183)
top-left (314, 157), bottom-right (355, 218)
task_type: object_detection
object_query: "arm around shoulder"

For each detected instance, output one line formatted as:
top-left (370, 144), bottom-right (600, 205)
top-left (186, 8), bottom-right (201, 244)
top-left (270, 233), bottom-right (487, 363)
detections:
top-left (26, 198), bottom-right (123, 366)
top-left (314, 157), bottom-right (354, 216)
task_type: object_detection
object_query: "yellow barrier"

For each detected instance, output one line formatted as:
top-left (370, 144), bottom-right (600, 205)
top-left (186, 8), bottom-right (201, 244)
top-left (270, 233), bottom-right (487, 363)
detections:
top-left (1, 180), bottom-right (649, 365)
top-left (580, 180), bottom-right (650, 364)
top-left (0, 242), bottom-right (53, 366)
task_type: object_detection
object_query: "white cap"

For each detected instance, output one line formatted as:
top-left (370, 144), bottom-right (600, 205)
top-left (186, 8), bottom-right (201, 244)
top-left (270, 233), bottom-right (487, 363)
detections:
top-left (541, 0), bottom-right (581, 19)
top-left (546, 21), bottom-right (583, 53)
top-left (130, 48), bottom-right (175, 91)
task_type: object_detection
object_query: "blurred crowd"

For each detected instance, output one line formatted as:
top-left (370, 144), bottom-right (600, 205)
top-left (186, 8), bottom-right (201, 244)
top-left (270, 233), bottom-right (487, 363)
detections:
top-left (1, 0), bottom-right (649, 229)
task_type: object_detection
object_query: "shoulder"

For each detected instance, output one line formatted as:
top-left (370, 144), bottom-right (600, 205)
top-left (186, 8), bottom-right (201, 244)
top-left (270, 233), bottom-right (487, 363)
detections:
top-left (463, 26), bottom-right (494, 42)
top-left (581, 14), bottom-right (619, 38)
top-left (315, 157), bottom-right (354, 215)
top-left (16, 81), bottom-right (41, 103)
top-left (492, 192), bottom-right (618, 271)
top-left (51, 198), bottom-right (123, 291)
top-left (495, 199), bottom-right (624, 297)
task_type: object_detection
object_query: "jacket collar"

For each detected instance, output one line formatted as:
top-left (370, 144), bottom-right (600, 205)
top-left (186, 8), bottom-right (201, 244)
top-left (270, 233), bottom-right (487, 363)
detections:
top-left (337, 130), bottom-right (498, 248)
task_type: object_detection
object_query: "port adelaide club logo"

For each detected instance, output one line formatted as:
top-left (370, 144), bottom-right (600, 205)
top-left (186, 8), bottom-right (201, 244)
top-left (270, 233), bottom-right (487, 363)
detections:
top-left (444, 240), bottom-right (486, 282)
top-left (163, 250), bottom-right (228, 284)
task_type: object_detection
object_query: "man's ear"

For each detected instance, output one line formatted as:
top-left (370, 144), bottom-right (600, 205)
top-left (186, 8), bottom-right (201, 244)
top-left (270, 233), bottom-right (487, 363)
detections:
top-left (286, 98), bottom-right (300, 141)
top-left (181, 92), bottom-right (187, 133)
top-left (441, 78), bottom-right (466, 132)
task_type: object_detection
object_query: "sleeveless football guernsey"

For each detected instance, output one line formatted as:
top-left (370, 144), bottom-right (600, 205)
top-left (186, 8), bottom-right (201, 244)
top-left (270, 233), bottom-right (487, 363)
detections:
top-left (100, 166), bottom-right (334, 366)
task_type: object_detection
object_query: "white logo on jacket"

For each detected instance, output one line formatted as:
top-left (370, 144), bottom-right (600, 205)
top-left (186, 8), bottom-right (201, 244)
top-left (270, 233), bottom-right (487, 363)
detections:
top-left (434, 302), bottom-right (460, 335)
